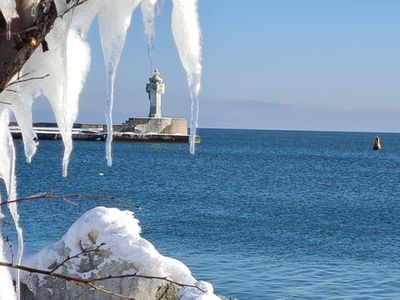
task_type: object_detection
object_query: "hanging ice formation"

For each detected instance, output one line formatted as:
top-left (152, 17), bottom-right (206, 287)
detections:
top-left (0, 108), bottom-right (21, 300)
top-left (141, 0), bottom-right (203, 154)
top-left (171, 0), bottom-right (202, 154)
top-left (98, 0), bottom-right (141, 167)
top-left (31, 0), bottom-right (41, 17)
top-left (141, 0), bottom-right (157, 72)
top-left (0, 0), bottom-right (202, 297)
top-left (0, 0), bottom-right (17, 40)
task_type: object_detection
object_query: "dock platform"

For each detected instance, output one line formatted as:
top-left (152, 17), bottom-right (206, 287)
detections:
top-left (9, 123), bottom-right (200, 144)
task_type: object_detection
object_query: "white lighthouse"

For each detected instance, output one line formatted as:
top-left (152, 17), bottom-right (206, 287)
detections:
top-left (146, 69), bottom-right (165, 118)
top-left (118, 69), bottom-right (196, 141)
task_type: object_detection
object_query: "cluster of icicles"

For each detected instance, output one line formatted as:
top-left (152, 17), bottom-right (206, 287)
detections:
top-left (0, 0), bottom-right (202, 299)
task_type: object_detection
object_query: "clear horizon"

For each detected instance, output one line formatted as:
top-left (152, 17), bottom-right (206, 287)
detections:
top-left (31, 0), bottom-right (400, 133)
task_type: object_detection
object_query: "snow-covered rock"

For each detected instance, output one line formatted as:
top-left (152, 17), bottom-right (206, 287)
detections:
top-left (19, 207), bottom-right (219, 300)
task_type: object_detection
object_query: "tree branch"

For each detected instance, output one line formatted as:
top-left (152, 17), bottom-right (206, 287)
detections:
top-left (0, 260), bottom-right (204, 299)
top-left (90, 273), bottom-right (204, 292)
top-left (50, 243), bottom-right (105, 274)
top-left (0, 261), bottom-right (136, 299)
top-left (0, 0), bottom-right (58, 92)
top-left (1, 192), bottom-right (138, 209)
top-left (59, 0), bottom-right (90, 18)
top-left (4, 73), bottom-right (50, 89)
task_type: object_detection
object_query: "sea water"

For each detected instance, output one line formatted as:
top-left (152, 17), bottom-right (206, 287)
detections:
top-left (6, 129), bottom-right (400, 299)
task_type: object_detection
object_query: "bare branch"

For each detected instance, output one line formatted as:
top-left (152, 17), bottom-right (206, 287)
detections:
top-left (1, 192), bottom-right (138, 209)
top-left (90, 273), bottom-right (204, 292)
top-left (0, 0), bottom-right (58, 92)
top-left (0, 0), bottom-right (90, 36)
top-left (60, 0), bottom-right (90, 18)
top-left (86, 283), bottom-right (136, 300)
top-left (50, 243), bottom-right (105, 274)
top-left (0, 219), bottom-right (11, 225)
top-left (17, 70), bottom-right (34, 80)
top-left (4, 236), bottom-right (14, 264)
top-left (0, 260), bottom-right (204, 299)
top-left (0, 261), bottom-right (135, 299)
top-left (157, 284), bottom-right (170, 300)
top-left (5, 74), bottom-right (50, 89)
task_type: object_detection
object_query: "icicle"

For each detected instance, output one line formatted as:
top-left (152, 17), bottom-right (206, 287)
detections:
top-left (61, 26), bottom-right (92, 176)
top-left (6, 21), bottom-right (12, 40)
top-left (60, 14), bottom-right (73, 177)
top-left (0, 0), bottom-right (18, 40)
top-left (141, 0), bottom-right (157, 72)
top-left (171, 0), bottom-right (202, 154)
top-left (0, 237), bottom-right (16, 300)
top-left (0, 1), bottom-right (205, 296)
top-left (156, 0), bottom-right (164, 16)
top-left (4, 91), bottom-right (38, 163)
top-left (53, 0), bottom-right (68, 15)
top-left (31, 0), bottom-right (40, 17)
top-left (9, 0), bottom-right (98, 176)
top-left (188, 75), bottom-right (200, 154)
top-left (98, 0), bottom-right (141, 166)
top-left (15, 18), bottom-right (89, 176)
top-left (1, 70), bottom-right (40, 164)
top-left (7, 162), bottom-right (23, 300)
top-left (49, 0), bottom-right (99, 176)
top-left (0, 108), bottom-right (19, 300)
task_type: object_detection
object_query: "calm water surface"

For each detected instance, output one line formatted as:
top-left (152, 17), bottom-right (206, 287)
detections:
top-left (7, 129), bottom-right (400, 299)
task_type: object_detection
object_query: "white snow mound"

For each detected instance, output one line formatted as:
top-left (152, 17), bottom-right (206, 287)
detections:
top-left (22, 206), bottom-right (219, 299)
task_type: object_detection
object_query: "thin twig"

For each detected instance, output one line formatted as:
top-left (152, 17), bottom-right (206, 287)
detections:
top-left (157, 284), bottom-right (170, 300)
top-left (0, 261), bottom-right (205, 299)
top-left (0, 261), bottom-right (135, 299)
top-left (90, 273), bottom-right (204, 292)
top-left (50, 243), bottom-right (105, 274)
top-left (4, 236), bottom-right (14, 264)
top-left (1, 192), bottom-right (137, 209)
top-left (0, 219), bottom-right (11, 225)
top-left (17, 70), bottom-right (34, 80)
top-left (0, 23), bottom-right (45, 35)
top-left (60, 0), bottom-right (90, 18)
top-left (0, 0), bottom-right (89, 35)
top-left (5, 74), bottom-right (50, 88)
top-left (87, 283), bottom-right (136, 300)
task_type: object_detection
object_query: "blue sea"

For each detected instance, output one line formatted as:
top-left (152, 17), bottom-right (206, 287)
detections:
top-left (5, 129), bottom-right (400, 299)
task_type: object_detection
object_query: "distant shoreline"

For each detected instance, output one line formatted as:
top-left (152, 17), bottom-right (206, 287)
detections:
top-left (197, 127), bottom-right (400, 134)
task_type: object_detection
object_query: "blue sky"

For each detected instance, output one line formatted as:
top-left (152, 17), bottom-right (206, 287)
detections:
top-left (34, 0), bottom-right (400, 132)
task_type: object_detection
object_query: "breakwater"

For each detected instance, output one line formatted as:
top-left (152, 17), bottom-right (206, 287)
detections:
top-left (9, 120), bottom-right (201, 144)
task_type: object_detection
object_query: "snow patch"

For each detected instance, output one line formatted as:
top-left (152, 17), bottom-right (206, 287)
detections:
top-left (22, 207), bottom-right (219, 299)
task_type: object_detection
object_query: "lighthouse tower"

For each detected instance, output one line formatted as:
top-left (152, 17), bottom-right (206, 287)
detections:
top-left (118, 69), bottom-right (195, 140)
top-left (146, 69), bottom-right (165, 118)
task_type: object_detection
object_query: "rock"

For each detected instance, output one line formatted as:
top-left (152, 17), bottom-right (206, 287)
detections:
top-left (19, 207), bottom-right (220, 300)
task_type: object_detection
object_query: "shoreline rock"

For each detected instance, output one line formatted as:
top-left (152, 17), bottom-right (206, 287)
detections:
top-left (16, 207), bottom-right (222, 300)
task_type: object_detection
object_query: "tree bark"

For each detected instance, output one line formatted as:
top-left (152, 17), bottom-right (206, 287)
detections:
top-left (0, 0), bottom-right (57, 92)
